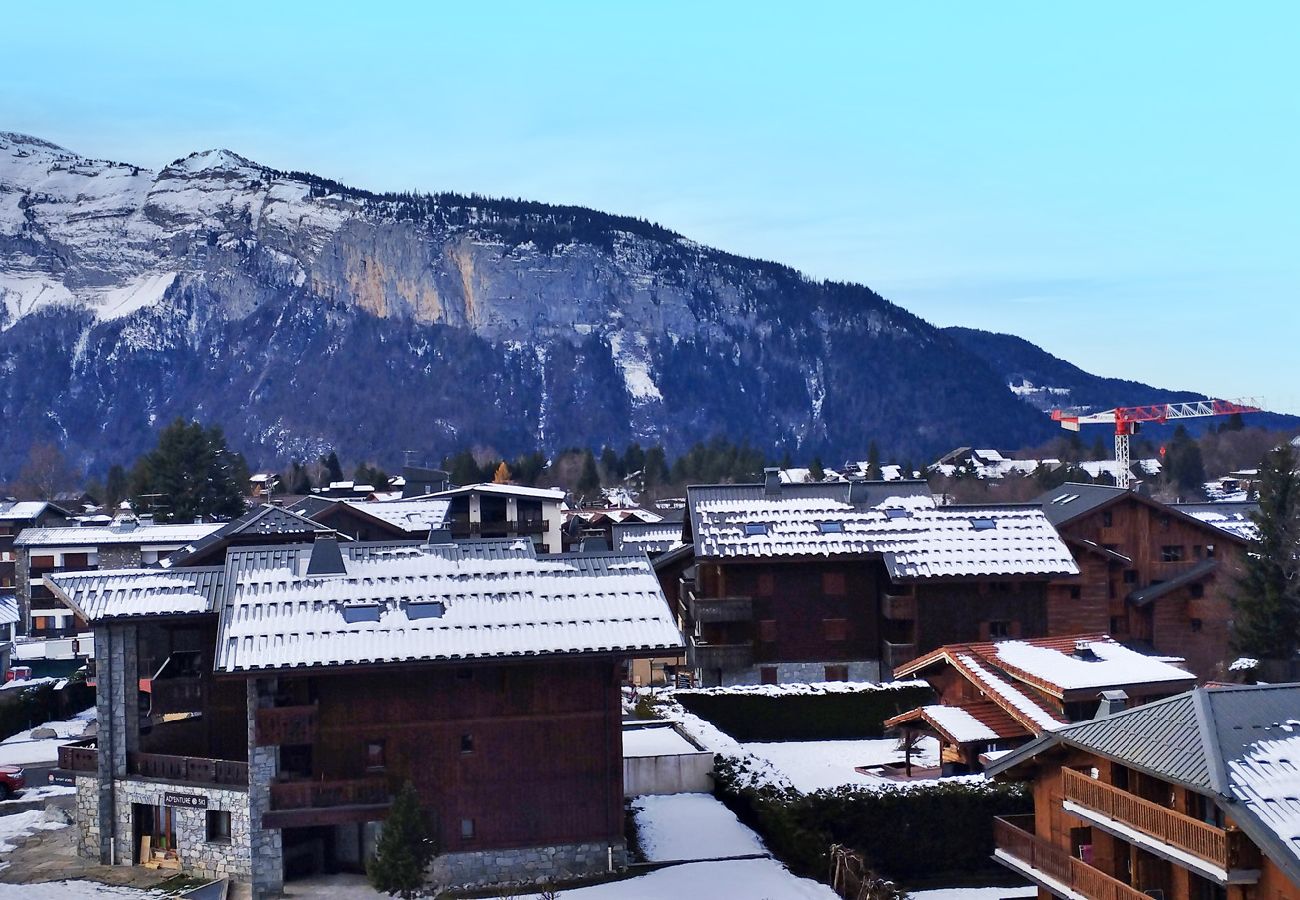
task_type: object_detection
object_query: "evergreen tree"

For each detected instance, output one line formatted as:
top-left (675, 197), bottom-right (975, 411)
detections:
top-left (366, 781), bottom-right (435, 899)
top-left (511, 451), bottom-right (547, 486)
top-left (1164, 426), bottom-right (1205, 495)
top-left (320, 451), bottom-right (344, 485)
top-left (643, 446), bottom-right (668, 491)
top-left (286, 460), bottom-right (313, 495)
top-left (623, 442), bottom-right (645, 478)
top-left (1232, 444), bottom-right (1300, 660)
top-left (809, 456), bottom-right (825, 481)
top-left (128, 419), bottom-right (246, 522)
top-left (599, 445), bottom-right (624, 481)
top-left (105, 464), bottom-right (129, 510)
top-left (443, 450), bottom-right (482, 486)
top-left (866, 441), bottom-right (881, 480)
top-left (576, 450), bottom-right (601, 498)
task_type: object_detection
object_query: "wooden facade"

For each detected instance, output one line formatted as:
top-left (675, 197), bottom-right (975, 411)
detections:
top-left (1048, 494), bottom-right (1247, 680)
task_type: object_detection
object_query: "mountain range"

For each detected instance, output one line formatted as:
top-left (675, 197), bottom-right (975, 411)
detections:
top-left (0, 131), bottom-right (1288, 479)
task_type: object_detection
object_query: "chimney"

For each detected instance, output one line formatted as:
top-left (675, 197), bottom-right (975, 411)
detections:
top-left (306, 535), bottom-right (346, 576)
top-left (1073, 639), bottom-right (1100, 661)
top-left (427, 527), bottom-right (452, 545)
top-left (1094, 689), bottom-right (1129, 719)
top-left (579, 536), bottom-right (609, 553)
top-left (763, 467), bottom-right (782, 496)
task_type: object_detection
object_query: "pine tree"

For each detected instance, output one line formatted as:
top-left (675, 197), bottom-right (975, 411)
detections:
top-left (866, 441), bottom-right (881, 480)
top-left (128, 419), bottom-right (246, 522)
top-left (643, 446), bottom-right (668, 490)
top-left (1232, 444), bottom-right (1300, 660)
top-left (576, 450), bottom-right (601, 498)
top-left (809, 457), bottom-right (825, 481)
top-left (367, 781), bottom-right (435, 899)
top-left (1163, 426), bottom-right (1205, 495)
top-left (321, 451), bottom-right (344, 485)
top-left (105, 464), bottom-right (129, 510)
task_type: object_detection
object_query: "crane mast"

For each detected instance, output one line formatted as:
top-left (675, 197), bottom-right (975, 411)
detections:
top-left (1051, 398), bottom-right (1262, 489)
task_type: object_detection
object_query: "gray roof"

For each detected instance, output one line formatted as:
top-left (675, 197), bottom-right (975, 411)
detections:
top-left (988, 683), bottom-right (1300, 886)
top-left (686, 481), bottom-right (1077, 579)
top-left (1174, 502), bottom-right (1261, 541)
top-left (1128, 558), bottom-right (1218, 607)
top-left (46, 567), bottom-right (225, 621)
top-left (1035, 483), bottom-right (1131, 527)
top-left (0, 500), bottom-right (70, 522)
top-left (161, 505), bottom-right (333, 568)
top-left (611, 521), bottom-right (685, 555)
top-left (15, 521), bottom-right (225, 548)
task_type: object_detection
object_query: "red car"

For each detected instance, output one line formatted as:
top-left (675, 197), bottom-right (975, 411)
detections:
top-left (0, 765), bottom-right (25, 800)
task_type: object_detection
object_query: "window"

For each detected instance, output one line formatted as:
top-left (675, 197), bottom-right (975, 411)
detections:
top-left (970, 518), bottom-right (997, 531)
top-left (1193, 545), bottom-right (1203, 559)
top-left (1189, 583), bottom-right (1205, 599)
top-left (987, 620), bottom-right (1012, 639)
top-left (1206, 544), bottom-right (1217, 558)
top-left (365, 740), bottom-right (386, 771)
top-left (824, 665), bottom-right (848, 682)
top-left (342, 602), bottom-right (382, 624)
top-left (1191, 618), bottom-right (1203, 633)
top-left (743, 522), bottom-right (769, 536)
top-left (1069, 586), bottom-right (1081, 600)
top-left (818, 521), bottom-right (844, 534)
top-left (822, 572), bottom-right (847, 596)
top-left (1161, 545), bottom-right (1186, 562)
top-left (1102, 511), bottom-right (1113, 528)
top-left (206, 810), bottom-right (231, 843)
top-left (1123, 570), bottom-right (1138, 584)
top-left (885, 508), bottom-right (911, 520)
top-left (758, 619), bottom-right (778, 643)
top-left (460, 818), bottom-right (475, 840)
top-left (460, 733), bottom-right (474, 754)
top-left (760, 667), bottom-right (778, 685)
top-left (823, 618), bottom-right (848, 642)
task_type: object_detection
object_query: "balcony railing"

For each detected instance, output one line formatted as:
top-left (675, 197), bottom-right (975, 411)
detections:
top-left (995, 815), bottom-right (1151, 900)
top-left (883, 641), bottom-right (918, 670)
top-left (270, 777), bottom-right (389, 811)
top-left (147, 677), bottom-right (205, 716)
top-left (127, 752), bottom-right (247, 787)
top-left (255, 704), bottom-right (319, 747)
top-left (1061, 768), bottom-right (1256, 870)
top-left (880, 593), bottom-right (916, 620)
top-left (58, 739), bottom-right (98, 773)
top-left (687, 592), bottom-right (752, 624)
top-left (688, 641), bottom-right (753, 671)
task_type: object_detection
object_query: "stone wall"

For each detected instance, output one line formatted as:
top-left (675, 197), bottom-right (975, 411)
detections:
top-left (111, 778), bottom-right (252, 881)
top-left (246, 678), bottom-right (283, 899)
top-left (720, 659), bottom-right (880, 687)
top-left (74, 774), bottom-right (99, 859)
top-left (429, 839), bottom-right (626, 890)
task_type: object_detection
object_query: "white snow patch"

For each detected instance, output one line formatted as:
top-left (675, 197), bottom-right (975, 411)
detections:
top-left (0, 808), bottom-right (67, 854)
top-left (92, 272), bottom-right (177, 321)
top-left (631, 794), bottom-right (766, 861)
top-left (741, 738), bottom-right (940, 793)
top-left (0, 883), bottom-right (151, 899)
top-left (518, 858), bottom-right (839, 900)
top-left (0, 706), bottom-right (95, 767)
top-left (623, 726), bottom-right (700, 758)
top-left (910, 887), bottom-right (1036, 900)
top-left (608, 330), bottom-right (663, 402)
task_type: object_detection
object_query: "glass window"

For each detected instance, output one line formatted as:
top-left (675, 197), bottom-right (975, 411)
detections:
top-left (1161, 545), bottom-right (1186, 562)
top-left (460, 734), bottom-right (474, 754)
top-left (460, 818), bottom-right (475, 840)
top-left (365, 740), bottom-right (386, 771)
top-left (206, 810), bottom-right (231, 843)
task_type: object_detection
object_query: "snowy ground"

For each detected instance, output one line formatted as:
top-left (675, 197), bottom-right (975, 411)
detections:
top-left (740, 738), bottom-right (941, 793)
top-left (631, 794), bottom-right (765, 861)
top-left (909, 888), bottom-right (1036, 900)
top-left (0, 706), bottom-right (95, 767)
top-left (0, 884), bottom-right (150, 899)
top-left (519, 859), bottom-right (839, 900)
top-left (0, 808), bottom-right (68, 854)
top-left (0, 784), bottom-right (75, 806)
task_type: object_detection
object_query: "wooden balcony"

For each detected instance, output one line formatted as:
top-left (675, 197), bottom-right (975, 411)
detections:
top-left (269, 777), bottom-right (389, 811)
top-left (995, 815), bottom-right (1150, 900)
top-left (688, 641), bottom-right (753, 671)
top-left (58, 739), bottom-right (98, 773)
top-left (147, 677), bottom-right (205, 717)
top-left (1061, 768), bottom-right (1257, 871)
top-left (687, 592), bottom-right (752, 624)
top-left (880, 593), bottom-right (916, 621)
top-left (255, 704), bottom-right (319, 747)
top-left (883, 641), bottom-right (918, 670)
top-left (127, 752), bottom-right (247, 787)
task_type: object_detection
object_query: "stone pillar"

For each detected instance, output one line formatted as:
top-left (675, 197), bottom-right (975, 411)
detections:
top-left (246, 678), bottom-right (283, 899)
top-left (95, 623), bottom-right (139, 864)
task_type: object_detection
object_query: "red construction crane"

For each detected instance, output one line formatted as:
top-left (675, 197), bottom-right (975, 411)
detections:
top-left (1051, 398), bottom-right (1262, 489)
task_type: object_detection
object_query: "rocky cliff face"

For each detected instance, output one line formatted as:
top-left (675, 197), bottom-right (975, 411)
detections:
top-left (0, 131), bottom-right (1064, 476)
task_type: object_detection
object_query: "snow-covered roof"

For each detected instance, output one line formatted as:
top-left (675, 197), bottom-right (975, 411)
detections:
top-left (0, 501), bottom-right (58, 521)
top-left (428, 482), bottom-right (566, 502)
top-left (991, 638), bottom-right (1195, 692)
top-left (1174, 502), bottom-right (1260, 541)
top-left (0, 597), bottom-right (18, 625)
top-left (687, 482), bottom-right (1077, 580)
top-left (14, 521), bottom-right (225, 548)
top-left (611, 522), bottom-right (685, 555)
top-left (212, 542), bottom-right (682, 673)
top-left (897, 703), bottom-right (1002, 743)
top-left (45, 567), bottom-right (224, 621)
top-left (341, 498), bottom-right (451, 534)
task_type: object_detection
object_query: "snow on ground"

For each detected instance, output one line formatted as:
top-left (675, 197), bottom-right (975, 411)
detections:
top-left (741, 738), bottom-right (940, 793)
top-left (520, 858), bottom-right (838, 900)
top-left (0, 706), bottom-right (95, 767)
top-left (908, 887), bottom-right (1036, 900)
top-left (0, 808), bottom-right (67, 853)
top-left (674, 680), bottom-right (925, 698)
top-left (0, 883), bottom-right (150, 899)
top-left (0, 783), bottom-right (75, 805)
top-left (632, 794), bottom-right (765, 862)
top-left (622, 726), bottom-right (700, 757)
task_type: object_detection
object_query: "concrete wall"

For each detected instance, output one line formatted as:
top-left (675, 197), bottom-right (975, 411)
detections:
top-left (428, 838), bottom-right (625, 890)
top-left (715, 659), bottom-right (880, 687)
top-left (623, 751), bottom-right (714, 797)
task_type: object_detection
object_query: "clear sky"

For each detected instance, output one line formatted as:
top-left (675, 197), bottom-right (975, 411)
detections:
top-left (4, 2), bottom-right (1297, 413)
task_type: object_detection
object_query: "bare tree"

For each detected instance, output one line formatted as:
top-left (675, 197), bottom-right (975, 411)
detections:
top-left (11, 442), bottom-right (80, 500)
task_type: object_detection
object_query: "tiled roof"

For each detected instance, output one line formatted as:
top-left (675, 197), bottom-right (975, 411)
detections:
top-left (213, 543), bottom-right (683, 673)
top-left (611, 522), bottom-right (685, 555)
top-left (46, 567), bottom-right (225, 621)
top-left (339, 498), bottom-right (451, 534)
top-left (15, 522), bottom-right (225, 548)
top-left (687, 482), bottom-right (1076, 579)
top-left (886, 700), bottom-right (1030, 745)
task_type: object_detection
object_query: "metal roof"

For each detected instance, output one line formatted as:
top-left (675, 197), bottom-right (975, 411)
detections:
top-left (340, 498), bottom-right (452, 534)
top-left (0, 501), bottom-right (68, 522)
top-left (1035, 483), bottom-right (1250, 544)
top-left (0, 597), bottom-right (18, 625)
top-left (15, 522), bottom-right (225, 548)
top-left (611, 521), bottom-right (685, 555)
top-left (1128, 558), bottom-right (1219, 607)
top-left (423, 483), bottom-right (566, 502)
top-left (686, 482), bottom-right (1077, 579)
top-left (1174, 502), bottom-right (1261, 541)
top-left (161, 505), bottom-right (333, 568)
top-left (46, 567), bottom-right (225, 621)
top-left (212, 543), bottom-right (683, 673)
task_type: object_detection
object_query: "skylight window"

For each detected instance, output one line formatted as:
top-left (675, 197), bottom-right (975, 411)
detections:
top-left (885, 508), bottom-right (912, 520)
top-left (818, 522), bottom-right (844, 534)
top-left (970, 518), bottom-right (998, 531)
top-left (743, 522), bottom-right (770, 536)
top-left (341, 602), bottom-right (382, 624)
top-left (407, 600), bottom-right (446, 620)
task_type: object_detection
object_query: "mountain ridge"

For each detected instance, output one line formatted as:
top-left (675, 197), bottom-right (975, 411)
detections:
top-left (0, 131), bottom-right (1285, 478)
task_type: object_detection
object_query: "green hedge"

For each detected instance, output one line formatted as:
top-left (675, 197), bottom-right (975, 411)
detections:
top-left (675, 685), bottom-right (933, 741)
top-left (0, 677), bottom-right (95, 742)
top-left (714, 757), bottom-right (1032, 885)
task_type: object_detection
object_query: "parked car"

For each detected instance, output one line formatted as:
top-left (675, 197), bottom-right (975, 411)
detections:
top-left (0, 765), bottom-right (25, 799)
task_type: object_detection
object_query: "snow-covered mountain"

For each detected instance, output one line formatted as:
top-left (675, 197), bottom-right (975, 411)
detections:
top-left (1, 130), bottom-right (1243, 477)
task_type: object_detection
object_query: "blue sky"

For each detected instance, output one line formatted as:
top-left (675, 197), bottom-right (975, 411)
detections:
top-left (4, 2), bottom-right (1297, 413)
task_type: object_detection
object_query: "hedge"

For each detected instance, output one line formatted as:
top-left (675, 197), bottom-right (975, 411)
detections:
top-left (714, 757), bottom-right (1032, 885)
top-left (0, 677), bottom-right (95, 742)
top-left (675, 685), bottom-right (933, 741)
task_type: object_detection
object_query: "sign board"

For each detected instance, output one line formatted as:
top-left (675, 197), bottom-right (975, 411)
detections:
top-left (163, 791), bottom-right (207, 809)
top-left (48, 771), bottom-right (75, 787)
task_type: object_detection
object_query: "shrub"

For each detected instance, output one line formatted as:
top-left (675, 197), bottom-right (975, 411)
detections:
top-left (675, 685), bottom-right (933, 741)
